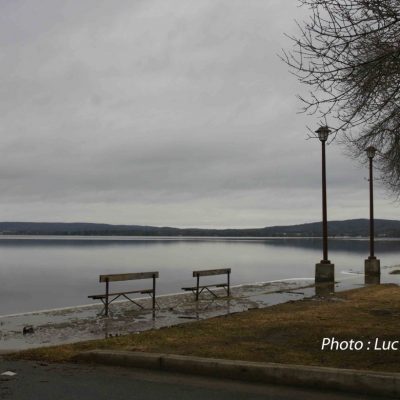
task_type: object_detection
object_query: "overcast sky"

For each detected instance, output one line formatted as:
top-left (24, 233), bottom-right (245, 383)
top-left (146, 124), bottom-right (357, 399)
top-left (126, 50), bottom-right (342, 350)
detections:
top-left (0, 0), bottom-right (398, 228)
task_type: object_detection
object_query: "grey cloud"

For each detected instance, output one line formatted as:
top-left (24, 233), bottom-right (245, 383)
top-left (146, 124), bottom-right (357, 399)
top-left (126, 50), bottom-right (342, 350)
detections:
top-left (0, 0), bottom-right (396, 227)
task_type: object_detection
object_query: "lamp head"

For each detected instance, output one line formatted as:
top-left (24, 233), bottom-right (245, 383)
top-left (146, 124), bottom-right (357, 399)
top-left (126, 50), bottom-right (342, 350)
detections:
top-left (316, 126), bottom-right (331, 142)
top-left (366, 146), bottom-right (377, 159)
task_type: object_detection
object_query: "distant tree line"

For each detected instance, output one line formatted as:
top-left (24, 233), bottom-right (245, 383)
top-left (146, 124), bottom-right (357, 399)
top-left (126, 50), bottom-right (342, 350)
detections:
top-left (1, 219), bottom-right (400, 237)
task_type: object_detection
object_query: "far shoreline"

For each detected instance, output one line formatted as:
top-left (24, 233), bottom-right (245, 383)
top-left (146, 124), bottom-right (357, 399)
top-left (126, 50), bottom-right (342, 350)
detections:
top-left (0, 234), bottom-right (399, 240)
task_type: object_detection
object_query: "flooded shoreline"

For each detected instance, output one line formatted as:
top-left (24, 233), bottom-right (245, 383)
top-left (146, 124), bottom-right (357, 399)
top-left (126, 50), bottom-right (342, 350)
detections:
top-left (1, 264), bottom-right (399, 351)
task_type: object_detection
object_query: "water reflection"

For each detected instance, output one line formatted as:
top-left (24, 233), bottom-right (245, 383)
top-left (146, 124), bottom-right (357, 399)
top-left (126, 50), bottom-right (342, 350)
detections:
top-left (0, 237), bottom-right (183, 248)
top-left (0, 236), bottom-right (398, 314)
top-left (0, 236), bottom-right (399, 254)
top-left (262, 238), bottom-right (400, 254)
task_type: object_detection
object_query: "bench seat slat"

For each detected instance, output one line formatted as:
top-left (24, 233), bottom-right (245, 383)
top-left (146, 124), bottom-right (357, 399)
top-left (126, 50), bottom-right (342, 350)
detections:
top-left (88, 288), bottom-right (153, 299)
top-left (192, 268), bottom-right (231, 277)
top-left (100, 272), bottom-right (159, 282)
top-left (181, 283), bottom-right (227, 291)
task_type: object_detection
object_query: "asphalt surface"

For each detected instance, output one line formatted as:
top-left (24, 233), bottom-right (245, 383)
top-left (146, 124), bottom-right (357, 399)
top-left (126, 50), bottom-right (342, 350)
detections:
top-left (0, 359), bottom-right (392, 400)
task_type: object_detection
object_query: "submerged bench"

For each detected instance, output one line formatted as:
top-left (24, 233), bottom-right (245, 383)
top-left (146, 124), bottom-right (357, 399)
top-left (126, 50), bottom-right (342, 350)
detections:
top-left (88, 272), bottom-right (159, 316)
top-left (182, 268), bottom-right (231, 301)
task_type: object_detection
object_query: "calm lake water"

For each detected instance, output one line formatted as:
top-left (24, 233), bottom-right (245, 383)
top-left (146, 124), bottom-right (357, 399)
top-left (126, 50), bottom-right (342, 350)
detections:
top-left (0, 236), bottom-right (399, 315)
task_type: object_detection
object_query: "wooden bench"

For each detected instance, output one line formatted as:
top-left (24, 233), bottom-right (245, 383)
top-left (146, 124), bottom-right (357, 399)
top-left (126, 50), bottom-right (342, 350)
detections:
top-left (182, 268), bottom-right (231, 301)
top-left (88, 272), bottom-right (158, 316)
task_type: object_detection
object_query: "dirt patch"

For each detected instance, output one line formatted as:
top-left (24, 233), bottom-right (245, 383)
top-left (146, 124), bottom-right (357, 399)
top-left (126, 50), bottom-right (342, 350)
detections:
top-left (9, 284), bottom-right (400, 372)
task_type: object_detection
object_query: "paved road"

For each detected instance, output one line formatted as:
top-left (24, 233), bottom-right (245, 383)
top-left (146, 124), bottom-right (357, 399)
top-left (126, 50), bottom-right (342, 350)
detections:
top-left (0, 360), bottom-right (390, 400)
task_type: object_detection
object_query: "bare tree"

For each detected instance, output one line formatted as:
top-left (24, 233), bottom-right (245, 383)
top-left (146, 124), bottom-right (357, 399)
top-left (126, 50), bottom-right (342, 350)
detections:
top-left (283, 0), bottom-right (400, 192)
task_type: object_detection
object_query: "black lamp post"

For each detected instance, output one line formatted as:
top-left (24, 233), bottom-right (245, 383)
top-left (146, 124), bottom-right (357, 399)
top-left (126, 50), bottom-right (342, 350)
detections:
top-left (365, 146), bottom-right (380, 277)
top-left (315, 126), bottom-right (334, 282)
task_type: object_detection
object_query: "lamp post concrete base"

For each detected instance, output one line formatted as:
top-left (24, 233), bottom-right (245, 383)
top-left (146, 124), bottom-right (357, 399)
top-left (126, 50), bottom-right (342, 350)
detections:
top-left (365, 257), bottom-right (380, 276)
top-left (365, 274), bottom-right (381, 285)
top-left (315, 262), bottom-right (335, 283)
top-left (315, 281), bottom-right (335, 297)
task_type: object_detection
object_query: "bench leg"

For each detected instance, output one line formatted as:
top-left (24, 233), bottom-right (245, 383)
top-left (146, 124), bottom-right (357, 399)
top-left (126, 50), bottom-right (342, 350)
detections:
top-left (105, 278), bottom-right (109, 317)
top-left (227, 271), bottom-right (231, 297)
top-left (98, 301), bottom-right (106, 317)
top-left (196, 275), bottom-right (200, 301)
top-left (152, 275), bottom-right (156, 310)
top-left (205, 287), bottom-right (218, 298)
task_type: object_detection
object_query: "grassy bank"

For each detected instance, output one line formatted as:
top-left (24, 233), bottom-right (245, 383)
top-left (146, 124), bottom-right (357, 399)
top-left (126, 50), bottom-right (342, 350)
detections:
top-left (10, 284), bottom-right (400, 372)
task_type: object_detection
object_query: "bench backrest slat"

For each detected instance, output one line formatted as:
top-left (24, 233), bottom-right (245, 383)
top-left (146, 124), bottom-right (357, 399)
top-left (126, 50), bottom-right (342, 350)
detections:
top-left (193, 268), bottom-right (231, 277)
top-left (100, 272), bottom-right (159, 282)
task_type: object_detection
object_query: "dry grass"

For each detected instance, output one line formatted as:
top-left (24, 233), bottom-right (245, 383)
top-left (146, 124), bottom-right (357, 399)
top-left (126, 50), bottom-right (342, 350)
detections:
top-left (9, 284), bottom-right (400, 372)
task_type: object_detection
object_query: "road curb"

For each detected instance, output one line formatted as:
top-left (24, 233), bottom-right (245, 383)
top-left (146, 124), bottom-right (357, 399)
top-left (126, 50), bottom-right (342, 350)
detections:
top-left (76, 350), bottom-right (400, 398)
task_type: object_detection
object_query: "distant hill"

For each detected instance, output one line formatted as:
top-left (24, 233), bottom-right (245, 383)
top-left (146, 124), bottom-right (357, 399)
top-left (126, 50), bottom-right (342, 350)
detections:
top-left (254, 219), bottom-right (400, 237)
top-left (0, 219), bottom-right (399, 237)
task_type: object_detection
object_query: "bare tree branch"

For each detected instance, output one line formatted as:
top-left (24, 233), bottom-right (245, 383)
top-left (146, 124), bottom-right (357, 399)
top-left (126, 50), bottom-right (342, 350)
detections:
top-left (283, 0), bottom-right (400, 193)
